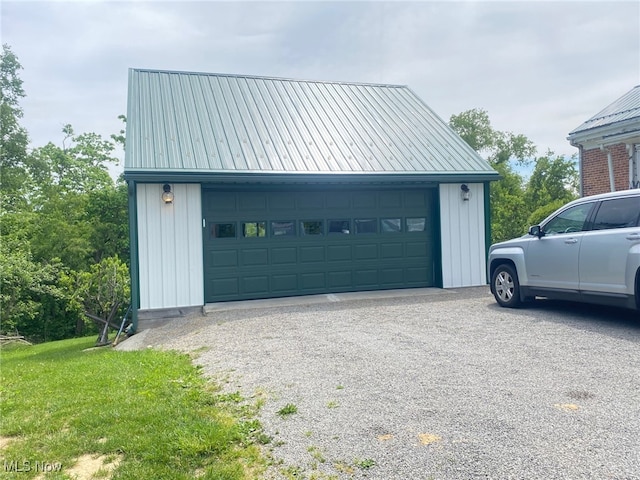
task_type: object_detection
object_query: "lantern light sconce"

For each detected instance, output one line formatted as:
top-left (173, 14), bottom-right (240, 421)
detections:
top-left (162, 184), bottom-right (174, 204)
top-left (460, 184), bottom-right (470, 201)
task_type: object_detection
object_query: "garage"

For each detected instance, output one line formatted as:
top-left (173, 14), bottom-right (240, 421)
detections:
top-left (124, 68), bottom-right (499, 331)
top-left (203, 187), bottom-right (437, 301)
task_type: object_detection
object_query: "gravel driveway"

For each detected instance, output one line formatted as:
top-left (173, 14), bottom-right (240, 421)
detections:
top-left (119, 287), bottom-right (640, 479)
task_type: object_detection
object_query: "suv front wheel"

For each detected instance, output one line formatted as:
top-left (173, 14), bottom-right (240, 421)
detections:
top-left (492, 264), bottom-right (521, 308)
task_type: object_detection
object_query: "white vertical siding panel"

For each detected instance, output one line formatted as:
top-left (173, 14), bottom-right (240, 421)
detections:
top-left (136, 183), bottom-right (204, 310)
top-left (440, 184), bottom-right (486, 288)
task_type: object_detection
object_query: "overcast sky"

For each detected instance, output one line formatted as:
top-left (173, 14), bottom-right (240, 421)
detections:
top-left (3, 0), bottom-right (639, 171)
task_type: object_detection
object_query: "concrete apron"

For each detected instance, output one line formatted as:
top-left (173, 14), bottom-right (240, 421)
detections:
top-left (135, 287), bottom-right (461, 332)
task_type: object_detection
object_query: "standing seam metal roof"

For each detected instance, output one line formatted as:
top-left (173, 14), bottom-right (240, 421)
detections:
top-left (569, 85), bottom-right (640, 136)
top-left (125, 69), bottom-right (496, 176)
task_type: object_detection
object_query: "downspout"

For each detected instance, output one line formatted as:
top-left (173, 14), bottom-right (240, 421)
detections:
top-left (577, 144), bottom-right (584, 197)
top-left (628, 143), bottom-right (638, 189)
top-left (601, 145), bottom-right (615, 192)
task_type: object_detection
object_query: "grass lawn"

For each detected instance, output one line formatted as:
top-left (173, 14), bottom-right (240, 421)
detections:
top-left (0, 337), bottom-right (268, 479)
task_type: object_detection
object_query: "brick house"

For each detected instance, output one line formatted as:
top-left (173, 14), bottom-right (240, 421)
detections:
top-left (568, 85), bottom-right (640, 197)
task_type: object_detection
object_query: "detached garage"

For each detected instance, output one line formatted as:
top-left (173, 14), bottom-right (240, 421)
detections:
top-left (124, 69), bottom-right (499, 331)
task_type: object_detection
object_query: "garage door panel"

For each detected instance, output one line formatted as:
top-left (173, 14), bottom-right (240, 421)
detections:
top-left (381, 242), bottom-right (403, 258)
top-left (269, 193), bottom-right (295, 210)
top-left (203, 188), bottom-right (436, 302)
top-left (353, 192), bottom-right (376, 209)
top-left (404, 191), bottom-right (427, 207)
top-left (241, 249), bottom-right (269, 266)
top-left (379, 191), bottom-right (402, 208)
top-left (354, 243), bottom-right (378, 260)
top-left (407, 266), bottom-right (430, 283)
top-left (326, 192), bottom-right (350, 209)
top-left (212, 250), bottom-right (238, 267)
top-left (381, 268), bottom-right (404, 285)
top-left (240, 193), bottom-right (267, 211)
top-left (271, 274), bottom-right (297, 292)
top-left (406, 242), bottom-right (429, 258)
top-left (355, 269), bottom-right (379, 286)
top-left (242, 276), bottom-right (269, 294)
top-left (301, 272), bottom-right (325, 289)
top-left (328, 271), bottom-right (352, 288)
top-left (211, 277), bottom-right (239, 296)
top-left (327, 245), bottom-right (352, 261)
top-left (300, 246), bottom-right (325, 263)
top-left (272, 247), bottom-right (297, 264)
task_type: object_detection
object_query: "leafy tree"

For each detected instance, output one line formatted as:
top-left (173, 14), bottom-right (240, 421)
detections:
top-left (0, 44), bottom-right (30, 213)
top-left (77, 256), bottom-right (130, 345)
top-left (525, 151), bottom-right (578, 208)
top-left (0, 45), bottom-right (130, 342)
top-left (449, 110), bottom-right (577, 243)
top-left (450, 108), bottom-right (536, 166)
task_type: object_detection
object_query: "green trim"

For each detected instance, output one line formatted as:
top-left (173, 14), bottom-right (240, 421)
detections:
top-left (484, 181), bottom-right (492, 284)
top-left (127, 180), bottom-right (140, 334)
top-left (123, 170), bottom-right (500, 184)
top-left (433, 187), bottom-right (443, 288)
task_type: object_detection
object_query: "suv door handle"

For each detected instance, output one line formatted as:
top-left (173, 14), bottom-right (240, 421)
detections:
top-left (626, 233), bottom-right (640, 241)
top-left (564, 238), bottom-right (578, 244)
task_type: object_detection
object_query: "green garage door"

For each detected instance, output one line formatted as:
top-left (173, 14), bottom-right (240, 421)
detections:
top-left (203, 188), bottom-right (437, 302)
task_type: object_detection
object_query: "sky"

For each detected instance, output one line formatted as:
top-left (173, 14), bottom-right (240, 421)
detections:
top-left (2, 0), bottom-right (639, 174)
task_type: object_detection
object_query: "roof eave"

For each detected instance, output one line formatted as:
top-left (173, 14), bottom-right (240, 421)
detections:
top-left (123, 170), bottom-right (501, 184)
top-left (568, 118), bottom-right (640, 149)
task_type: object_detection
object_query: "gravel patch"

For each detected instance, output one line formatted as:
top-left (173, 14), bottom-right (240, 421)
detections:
top-left (118, 287), bottom-right (640, 479)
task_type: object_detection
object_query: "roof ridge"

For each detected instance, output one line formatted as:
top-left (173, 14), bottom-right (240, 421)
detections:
top-left (130, 68), bottom-right (408, 89)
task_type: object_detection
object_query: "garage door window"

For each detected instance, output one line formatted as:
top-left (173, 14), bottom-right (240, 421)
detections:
top-left (243, 222), bottom-right (266, 238)
top-left (213, 223), bottom-right (236, 238)
top-left (272, 221), bottom-right (296, 237)
top-left (381, 218), bottom-right (401, 233)
top-left (301, 220), bottom-right (323, 235)
top-left (328, 220), bottom-right (350, 234)
top-left (355, 218), bottom-right (377, 234)
top-left (406, 217), bottom-right (426, 232)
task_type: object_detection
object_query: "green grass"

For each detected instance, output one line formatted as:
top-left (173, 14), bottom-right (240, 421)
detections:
top-left (276, 404), bottom-right (298, 417)
top-left (0, 337), bottom-right (267, 479)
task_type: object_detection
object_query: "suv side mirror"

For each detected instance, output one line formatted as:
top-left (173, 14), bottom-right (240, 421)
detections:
top-left (528, 225), bottom-right (544, 238)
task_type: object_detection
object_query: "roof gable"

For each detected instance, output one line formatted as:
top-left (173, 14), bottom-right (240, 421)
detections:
top-left (125, 69), bottom-right (497, 180)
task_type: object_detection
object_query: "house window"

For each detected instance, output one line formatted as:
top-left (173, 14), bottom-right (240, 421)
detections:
top-left (355, 218), bottom-right (377, 234)
top-left (213, 223), bottom-right (236, 238)
top-left (328, 220), bottom-right (350, 234)
top-left (301, 220), bottom-right (323, 235)
top-left (243, 221), bottom-right (266, 237)
top-left (381, 218), bottom-right (401, 233)
top-left (406, 217), bottom-right (426, 232)
top-left (272, 221), bottom-right (296, 237)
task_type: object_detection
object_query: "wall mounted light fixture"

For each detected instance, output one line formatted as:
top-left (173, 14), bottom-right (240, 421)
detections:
top-left (460, 184), bottom-right (470, 201)
top-left (162, 184), bottom-right (174, 204)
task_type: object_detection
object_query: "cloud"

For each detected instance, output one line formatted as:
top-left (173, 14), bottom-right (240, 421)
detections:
top-left (2, 0), bottom-right (639, 166)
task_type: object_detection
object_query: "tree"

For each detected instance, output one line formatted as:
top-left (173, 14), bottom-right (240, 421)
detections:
top-left (525, 151), bottom-right (578, 208)
top-left (449, 108), bottom-right (536, 166)
top-left (0, 44), bottom-right (30, 212)
top-left (449, 110), bottom-right (577, 243)
top-left (78, 256), bottom-right (130, 345)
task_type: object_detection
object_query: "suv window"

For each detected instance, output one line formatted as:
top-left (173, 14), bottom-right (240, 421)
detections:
top-left (591, 197), bottom-right (640, 230)
top-left (543, 203), bottom-right (593, 235)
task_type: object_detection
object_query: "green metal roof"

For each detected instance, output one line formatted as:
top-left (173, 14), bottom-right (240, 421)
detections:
top-left (124, 69), bottom-right (498, 181)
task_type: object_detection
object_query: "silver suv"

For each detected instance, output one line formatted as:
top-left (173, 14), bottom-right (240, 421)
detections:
top-left (488, 189), bottom-right (640, 311)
